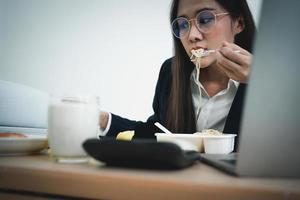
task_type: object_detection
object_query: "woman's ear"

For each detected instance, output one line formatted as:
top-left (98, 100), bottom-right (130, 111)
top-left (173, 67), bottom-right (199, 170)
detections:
top-left (233, 16), bottom-right (245, 35)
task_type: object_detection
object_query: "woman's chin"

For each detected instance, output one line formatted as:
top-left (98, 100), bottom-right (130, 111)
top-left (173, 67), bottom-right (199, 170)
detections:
top-left (200, 61), bottom-right (211, 69)
top-left (200, 65), bottom-right (210, 69)
top-left (200, 57), bottom-right (216, 68)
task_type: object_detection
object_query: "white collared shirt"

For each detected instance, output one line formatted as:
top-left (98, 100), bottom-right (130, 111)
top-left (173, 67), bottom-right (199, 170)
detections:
top-left (102, 67), bottom-right (239, 136)
top-left (190, 67), bottom-right (239, 132)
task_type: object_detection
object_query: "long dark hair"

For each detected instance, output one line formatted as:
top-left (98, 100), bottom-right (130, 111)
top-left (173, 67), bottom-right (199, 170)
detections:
top-left (166, 0), bottom-right (256, 133)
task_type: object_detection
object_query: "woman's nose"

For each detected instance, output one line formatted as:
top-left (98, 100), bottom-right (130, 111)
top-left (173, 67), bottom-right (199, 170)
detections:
top-left (188, 21), bottom-right (203, 42)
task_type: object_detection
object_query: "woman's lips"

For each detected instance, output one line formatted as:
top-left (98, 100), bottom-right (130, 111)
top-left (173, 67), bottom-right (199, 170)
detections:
top-left (191, 47), bottom-right (206, 51)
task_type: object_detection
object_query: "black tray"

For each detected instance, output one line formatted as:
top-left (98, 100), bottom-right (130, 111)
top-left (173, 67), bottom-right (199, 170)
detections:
top-left (83, 138), bottom-right (201, 170)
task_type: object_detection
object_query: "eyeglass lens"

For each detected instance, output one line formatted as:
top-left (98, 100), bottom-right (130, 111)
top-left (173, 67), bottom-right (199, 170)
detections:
top-left (172, 10), bottom-right (216, 38)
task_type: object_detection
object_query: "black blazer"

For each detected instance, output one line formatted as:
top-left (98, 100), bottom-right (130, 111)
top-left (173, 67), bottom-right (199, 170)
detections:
top-left (107, 58), bottom-right (247, 145)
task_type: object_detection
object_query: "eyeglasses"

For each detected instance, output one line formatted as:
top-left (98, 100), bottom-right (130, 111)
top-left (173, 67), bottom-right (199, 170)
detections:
top-left (171, 10), bottom-right (229, 39)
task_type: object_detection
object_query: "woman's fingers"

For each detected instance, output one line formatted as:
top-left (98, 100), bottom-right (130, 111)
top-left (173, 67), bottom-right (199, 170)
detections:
top-left (219, 47), bottom-right (249, 66)
top-left (215, 41), bottom-right (253, 83)
top-left (217, 51), bottom-right (241, 72)
top-left (216, 48), bottom-right (251, 83)
top-left (217, 59), bottom-right (236, 80)
top-left (222, 41), bottom-right (251, 56)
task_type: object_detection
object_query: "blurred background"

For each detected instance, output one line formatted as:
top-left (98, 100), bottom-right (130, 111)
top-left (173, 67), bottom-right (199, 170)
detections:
top-left (0, 0), bottom-right (262, 121)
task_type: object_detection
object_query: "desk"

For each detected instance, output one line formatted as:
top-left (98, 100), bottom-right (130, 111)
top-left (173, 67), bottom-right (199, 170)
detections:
top-left (0, 154), bottom-right (299, 200)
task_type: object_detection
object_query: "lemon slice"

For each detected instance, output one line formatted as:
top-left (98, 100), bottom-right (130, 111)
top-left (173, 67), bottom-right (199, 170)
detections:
top-left (116, 131), bottom-right (135, 141)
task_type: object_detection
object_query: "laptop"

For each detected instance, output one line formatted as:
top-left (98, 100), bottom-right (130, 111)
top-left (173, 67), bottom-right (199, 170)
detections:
top-left (0, 80), bottom-right (48, 135)
top-left (201, 0), bottom-right (300, 178)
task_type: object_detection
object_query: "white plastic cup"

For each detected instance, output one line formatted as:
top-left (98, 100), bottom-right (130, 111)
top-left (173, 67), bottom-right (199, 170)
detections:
top-left (48, 95), bottom-right (100, 163)
top-left (203, 134), bottom-right (236, 154)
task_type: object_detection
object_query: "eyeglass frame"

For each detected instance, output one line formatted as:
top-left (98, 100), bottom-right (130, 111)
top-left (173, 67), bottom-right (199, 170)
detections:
top-left (171, 10), bottom-right (229, 39)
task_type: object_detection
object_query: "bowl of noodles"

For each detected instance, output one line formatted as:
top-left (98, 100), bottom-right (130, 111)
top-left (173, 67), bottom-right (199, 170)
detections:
top-left (195, 129), bottom-right (237, 154)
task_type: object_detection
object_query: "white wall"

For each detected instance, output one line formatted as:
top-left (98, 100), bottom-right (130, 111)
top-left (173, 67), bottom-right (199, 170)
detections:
top-left (0, 0), bottom-right (262, 121)
top-left (0, 0), bottom-right (173, 121)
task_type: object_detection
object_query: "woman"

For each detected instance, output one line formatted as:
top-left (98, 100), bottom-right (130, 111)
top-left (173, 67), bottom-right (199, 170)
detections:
top-left (100, 0), bottom-right (256, 142)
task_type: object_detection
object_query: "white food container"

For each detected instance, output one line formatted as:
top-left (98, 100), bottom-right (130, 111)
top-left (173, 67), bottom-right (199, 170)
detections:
top-left (203, 134), bottom-right (237, 154)
top-left (155, 133), bottom-right (204, 152)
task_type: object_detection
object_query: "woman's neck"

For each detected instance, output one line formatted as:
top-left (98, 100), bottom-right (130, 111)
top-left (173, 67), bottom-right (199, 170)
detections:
top-left (199, 64), bottom-right (229, 97)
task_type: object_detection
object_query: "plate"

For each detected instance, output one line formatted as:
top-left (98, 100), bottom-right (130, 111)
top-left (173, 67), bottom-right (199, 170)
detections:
top-left (0, 126), bottom-right (47, 134)
top-left (0, 134), bottom-right (48, 156)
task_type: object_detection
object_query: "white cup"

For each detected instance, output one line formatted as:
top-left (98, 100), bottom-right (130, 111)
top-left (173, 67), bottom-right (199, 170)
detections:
top-left (203, 134), bottom-right (236, 154)
top-left (48, 95), bottom-right (100, 163)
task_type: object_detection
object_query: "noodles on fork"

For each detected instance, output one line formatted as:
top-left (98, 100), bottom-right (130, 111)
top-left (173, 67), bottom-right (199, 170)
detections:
top-left (190, 49), bottom-right (204, 68)
top-left (190, 49), bottom-right (204, 85)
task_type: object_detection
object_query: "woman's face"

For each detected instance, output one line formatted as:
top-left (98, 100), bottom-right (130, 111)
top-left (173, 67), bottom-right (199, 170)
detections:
top-left (177, 0), bottom-right (242, 68)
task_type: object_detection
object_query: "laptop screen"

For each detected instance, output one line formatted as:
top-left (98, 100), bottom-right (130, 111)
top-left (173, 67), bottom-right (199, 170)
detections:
top-left (236, 0), bottom-right (300, 177)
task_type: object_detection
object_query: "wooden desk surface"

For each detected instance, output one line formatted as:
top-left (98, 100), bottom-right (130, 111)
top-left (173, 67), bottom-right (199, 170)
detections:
top-left (0, 154), bottom-right (299, 200)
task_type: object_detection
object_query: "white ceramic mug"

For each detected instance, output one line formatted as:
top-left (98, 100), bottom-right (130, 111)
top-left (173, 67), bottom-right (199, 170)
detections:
top-left (48, 95), bottom-right (100, 163)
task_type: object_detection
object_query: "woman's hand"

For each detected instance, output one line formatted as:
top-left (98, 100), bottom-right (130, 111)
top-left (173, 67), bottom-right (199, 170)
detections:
top-left (216, 41), bottom-right (252, 83)
top-left (99, 111), bottom-right (109, 130)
